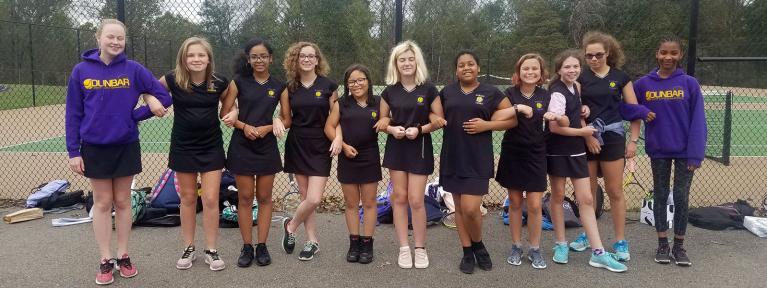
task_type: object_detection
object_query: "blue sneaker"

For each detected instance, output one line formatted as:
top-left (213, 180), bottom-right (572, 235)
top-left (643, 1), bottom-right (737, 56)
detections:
top-left (552, 243), bottom-right (569, 264)
top-left (569, 232), bottom-right (590, 252)
top-left (612, 240), bottom-right (630, 261)
top-left (506, 245), bottom-right (523, 266)
top-left (589, 252), bottom-right (627, 272)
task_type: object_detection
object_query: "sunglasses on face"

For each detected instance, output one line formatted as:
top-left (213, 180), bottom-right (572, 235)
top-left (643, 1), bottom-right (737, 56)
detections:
top-left (585, 52), bottom-right (606, 60)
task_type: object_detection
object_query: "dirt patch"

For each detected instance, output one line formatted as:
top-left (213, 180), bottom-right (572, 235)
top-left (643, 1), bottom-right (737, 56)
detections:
top-left (0, 104), bottom-right (66, 148)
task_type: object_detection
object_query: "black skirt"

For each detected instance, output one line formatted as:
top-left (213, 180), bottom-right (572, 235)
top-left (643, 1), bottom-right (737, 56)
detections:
top-left (169, 145), bottom-right (225, 173)
top-left (496, 146), bottom-right (547, 192)
top-left (547, 154), bottom-right (589, 179)
top-left (338, 145), bottom-right (382, 184)
top-left (283, 129), bottom-right (331, 177)
top-left (586, 132), bottom-right (625, 162)
top-left (226, 131), bottom-right (282, 176)
top-left (440, 176), bottom-right (489, 195)
top-left (81, 141), bottom-right (142, 179)
top-left (382, 134), bottom-right (434, 175)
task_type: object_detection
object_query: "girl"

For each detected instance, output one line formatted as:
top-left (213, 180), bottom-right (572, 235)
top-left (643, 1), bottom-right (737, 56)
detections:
top-left (570, 31), bottom-right (649, 261)
top-left (377, 40), bottom-right (443, 269)
top-left (278, 42), bottom-right (339, 261)
top-left (65, 19), bottom-right (171, 285)
top-left (495, 54), bottom-right (561, 270)
top-left (160, 37), bottom-right (230, 272)
top-left (222, 38), bottom-right (286, 268)
top-left (440, 51), bottom-right (511, 274)
top-left (545, 49), bottom-right (626, 272)
top-left (325, 64), bottom-right (382, 264)
top-left (634, 36), bottom-right (706, 266)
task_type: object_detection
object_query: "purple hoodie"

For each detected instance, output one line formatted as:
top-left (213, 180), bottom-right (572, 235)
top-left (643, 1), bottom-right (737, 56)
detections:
top-left (634, 67), bottom-right (707, 166)
top-left (65, 48), bottom-right (172, 158)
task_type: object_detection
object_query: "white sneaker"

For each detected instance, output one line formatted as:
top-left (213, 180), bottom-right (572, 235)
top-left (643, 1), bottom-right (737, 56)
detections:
top-left (414, 248), bottom-right (429, 269)
top-left (204, 249), bottom-right (225, 271)
top-left (398, 246), bottom-right (413, 268)
top-left (176, 246), bottom-right (195, 270)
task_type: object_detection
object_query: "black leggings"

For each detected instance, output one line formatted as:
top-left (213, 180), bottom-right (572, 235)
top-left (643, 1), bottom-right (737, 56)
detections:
top-left (651, 158), bottom-right (695, 236)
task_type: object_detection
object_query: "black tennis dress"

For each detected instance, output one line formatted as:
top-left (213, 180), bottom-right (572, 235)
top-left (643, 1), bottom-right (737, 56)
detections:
top-left (380, 82), bottom-right (438, 175)
top-left (546, 79), bottom-right (589, 178)
top-left (337, 97), bottom-right (382, 184)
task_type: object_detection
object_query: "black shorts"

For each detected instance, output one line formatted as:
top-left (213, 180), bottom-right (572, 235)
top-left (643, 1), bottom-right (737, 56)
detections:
top-left (547, 154), bottom-right (589, 179)
top-left (440, 176), bottom-right (489, 196)
top-left (586, 132), bottom-right (625, 162)
top-left (81, 141), bottom-right (142, 179)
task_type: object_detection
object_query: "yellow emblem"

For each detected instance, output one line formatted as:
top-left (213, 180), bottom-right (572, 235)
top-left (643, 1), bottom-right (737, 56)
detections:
top-left (475, 96), bottom-right (483, 104)
top-left (315, 91), bottom-right (322, 97)
top-left (371, 111), bottom-right (377, 119)
top-left (536, 102), bottom-right (543, 109)
top-left (609, 81), bottom-right (617, 88)
top-left (417, 96), bottom-right (424, 103)
top-left (268, 90), bottom-right (275, 96)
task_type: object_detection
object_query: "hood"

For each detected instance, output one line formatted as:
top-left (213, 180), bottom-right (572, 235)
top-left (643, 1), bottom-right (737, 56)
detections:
top-left (647, 67), bottom-right (685, 81)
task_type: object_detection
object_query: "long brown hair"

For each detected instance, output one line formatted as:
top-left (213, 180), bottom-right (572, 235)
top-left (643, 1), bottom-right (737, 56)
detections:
top-left (511, 53), bottom-right (548, 87)
top-left (550, 49), bottom-right (583, 83)
top-left (283, 42), bottom-right (330, 92)
top-left (174, 37), bottom-right (215, 92)
top-left (582, 31), bottom-right (625, 68)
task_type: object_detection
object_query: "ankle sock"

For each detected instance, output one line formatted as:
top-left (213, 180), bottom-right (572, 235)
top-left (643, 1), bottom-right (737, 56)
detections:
top-left (555, 241), bottom-right (568, 246)
top-left (592, 248), bottom-right (605, 256)
top-left (673, 237), bottom-right (684, 248)
top-left (659, 237), bottom-right (669, 246)
top-left (462, 246), bottom-right (474, 257)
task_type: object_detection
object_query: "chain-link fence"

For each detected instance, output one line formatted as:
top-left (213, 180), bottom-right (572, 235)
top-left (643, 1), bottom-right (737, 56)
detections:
top-left (1, 0), bottom-right (765, 211)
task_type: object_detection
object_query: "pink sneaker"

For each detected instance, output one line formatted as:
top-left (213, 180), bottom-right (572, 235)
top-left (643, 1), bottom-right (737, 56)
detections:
top-left (116, 254), bottom-right (138, 278)
top-left (95, 259), bottom-right (114, 285)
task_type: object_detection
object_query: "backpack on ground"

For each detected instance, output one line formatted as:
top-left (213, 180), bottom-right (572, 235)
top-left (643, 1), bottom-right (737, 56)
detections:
top-left (26, 180), bottom-right (70, 208)
top-left (38, 190), bottom-right (85, 210)
top-left (219, 197), bottom-right (258, 228)
top-left (688, 199), bottom-right (756, 230)
top-left (542, 193), bottom-right (582, 228)
top-left (149, 169), bottom-right (181, 213)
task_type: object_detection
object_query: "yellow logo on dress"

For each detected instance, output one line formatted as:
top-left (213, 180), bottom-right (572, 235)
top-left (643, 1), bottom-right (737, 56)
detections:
top-left (417, 96), bottom-right (424, 103)
top-left (371, 111), bottom-right (377, 119)
top-left (82, 77), bottom-right (131, 90)
top-left (609, 81), bottom-right (617, 88)
top-left (536, 102), bottom-right (543, 109)
top-left (475, 95), bottom-right (484, 104)
top-left (207, 82), bottom-right (216, 93)
top-left (268, 90), bottom-right (275, 97)
top-left (315, 91), bottom-right (322, 97)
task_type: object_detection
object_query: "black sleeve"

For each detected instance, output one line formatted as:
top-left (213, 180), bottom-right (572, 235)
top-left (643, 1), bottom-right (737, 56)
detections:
top-left (489, 86), bottom-right (505, 110)
top-left (328, 78), bottom-right (339, 92)
top-left (427, 83), bottom-right (438, 105)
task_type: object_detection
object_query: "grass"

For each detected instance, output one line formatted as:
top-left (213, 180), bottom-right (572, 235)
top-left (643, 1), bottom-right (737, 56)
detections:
top-left (0, 84), bottom-right (67, 110)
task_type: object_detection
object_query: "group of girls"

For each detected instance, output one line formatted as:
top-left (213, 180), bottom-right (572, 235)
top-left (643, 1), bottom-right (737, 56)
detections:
top-left (66, 18), bottom-right (705, 285)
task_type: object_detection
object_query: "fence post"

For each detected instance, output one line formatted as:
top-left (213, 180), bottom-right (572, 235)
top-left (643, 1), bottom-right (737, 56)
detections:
top-left (28, 23), bottom-right (36, 107)
top-left (394, 0), bottom-right (403, 44)
top-left (722, 91), bottom-right (733, 166)
top-left (117, 0), bottom-right (126, 23)
top-left (686, 0), bottom-right (699, 77)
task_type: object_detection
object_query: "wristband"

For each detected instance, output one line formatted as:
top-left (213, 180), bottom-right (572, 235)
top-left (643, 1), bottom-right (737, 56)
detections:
top-left (417, 125), bottom-right (423, 134)
top-left (513, 104), bottom-right (519, 114)
top-left (629, 138), bottom-right (639, 144)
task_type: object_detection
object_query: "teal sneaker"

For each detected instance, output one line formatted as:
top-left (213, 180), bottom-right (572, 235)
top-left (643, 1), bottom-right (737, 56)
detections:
top-left (552, 243), bottom-right (569, 264)
top-left (569, 232), bottom-right (590, 252)
top-left (589, 252), bottom-right (627, 273)
top-left (612, 240), bottom-right (630, 261)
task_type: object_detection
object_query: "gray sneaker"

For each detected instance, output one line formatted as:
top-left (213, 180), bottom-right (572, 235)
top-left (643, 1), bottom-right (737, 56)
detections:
top-left (298, 241), bottom-right (320, 261)
top-left (506, 245), bottom-right (523, 266)
top-left (528, 248), bottom-right (547, 269)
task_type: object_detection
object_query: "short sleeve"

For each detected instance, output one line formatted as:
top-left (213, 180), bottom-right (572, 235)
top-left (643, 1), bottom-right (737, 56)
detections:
top-left (548, 92), bottom-right (566, 115)
top-left (381, 86), bottom-right (391, 104)
top-left (426, 83), bottom-right (438, 105)
top-left (489, 86), bottom-right (505, 110)
top-left (214, 73), bottom-right (229, 92)
top-left (617, 69), bottom-right (630, 89)
top-left (329, 79), bottom-right (339, 92)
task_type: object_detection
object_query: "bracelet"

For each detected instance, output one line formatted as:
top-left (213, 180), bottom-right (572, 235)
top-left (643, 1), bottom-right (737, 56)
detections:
top-left (630, 138), bottom-right (639, 144)
top-left (513, 104), bottom-right (519, 114)
top-left (417, 125), bottom-right (423, 134)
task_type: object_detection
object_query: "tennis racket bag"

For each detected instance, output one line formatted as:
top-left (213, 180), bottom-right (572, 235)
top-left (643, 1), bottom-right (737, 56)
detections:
top-left (149, 169), bottom-right (181, 213)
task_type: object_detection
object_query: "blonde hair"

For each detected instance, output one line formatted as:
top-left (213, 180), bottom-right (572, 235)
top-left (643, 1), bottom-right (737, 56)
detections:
top-left (95, 19), bottom-right (126, 38)
top-left (582, 31), bottom-right (625, 69)
top-left (283, 42), bottom-right (330, 92)
top-left (511, 53), bottom-right (548, 87)
top-left (385, 40), bottom-right (429, 86)
top-left (174, 37), bottom-right (215, 92)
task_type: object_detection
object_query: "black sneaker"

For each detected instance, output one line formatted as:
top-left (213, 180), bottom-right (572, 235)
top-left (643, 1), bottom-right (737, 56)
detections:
top-left (347, 235), bottom-right (360, 263)
top-left (298, 241), bottom-right (320, 261)
top-left (672, 246), bottom-right (692, 266)
top-left (474, 246), bottom-right (493, 271)
top-left (281, 217), bottom-right (296, 254)
top-left (255, 243), bottom-right (272, 266)
top-left (654, 244), bottom-right (671, 264)
top-left (358, 237), bottom-right (374, 264)
top-left (238, 244), bottom-right (254, 267)
top-left (459, 255), bottom-right (476, 274)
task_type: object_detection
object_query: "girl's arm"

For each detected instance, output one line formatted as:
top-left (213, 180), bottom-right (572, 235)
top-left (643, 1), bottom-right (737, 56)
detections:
top-left (273, 89), bottom-right (291, 138)
top-left (132, 67), bottom-right (172, 121)
top-left (686, 78), bottom-right (708, 170)
top-left (219, 80), bottom-right (238, 127)
top-left (622, 81), bottom-right (641, 158)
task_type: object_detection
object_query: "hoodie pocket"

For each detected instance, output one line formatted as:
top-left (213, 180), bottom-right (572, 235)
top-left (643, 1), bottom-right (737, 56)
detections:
top-left (81, 113), bottom-right (136, 144)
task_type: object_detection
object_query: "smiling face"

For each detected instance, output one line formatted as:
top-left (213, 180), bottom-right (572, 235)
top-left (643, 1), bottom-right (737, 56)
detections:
top-left (656, 41), bottom-right (683, 71)
top-left (396, 50), bottom-right (416, 77)
top-left (248, 44), bottom-right (272, 74)
top-left (455, 53), bottom-right (479, 84)
top-left (558, 56), bottom-right (581, 85)
top-left (347, 70), bottom-right (369, 99)
top-left (184, 44), bottom-right (209, 73)
top-left (519, 58), bottom-right (541, 86)
top-left (96, 23), bottom-right (126, 59)
top-left (585, 43), bottom-right (608, 70)
top-left (298, 45), bottom-right (317, 73)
